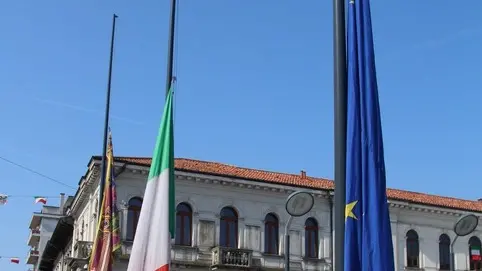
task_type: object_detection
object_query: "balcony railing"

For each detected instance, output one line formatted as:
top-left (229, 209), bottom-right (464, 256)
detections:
top-left (67, 241), bottom-right (93, 269)
top-left (29, 250), bottom-right (39, 256)
top-left (211, 246), bottom-right (252, 268)
top-left (72, 241), bottom-right (93, 259)
top-left (28, 229), bottom-right (41, 247)
top-left (26, 250), bottom-right (39, 264)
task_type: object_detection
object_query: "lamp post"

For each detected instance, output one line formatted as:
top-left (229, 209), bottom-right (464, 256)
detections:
top-left (450, 214), bottom-right (479, 271)
top-left (284, 191), bottom-right (315, 271)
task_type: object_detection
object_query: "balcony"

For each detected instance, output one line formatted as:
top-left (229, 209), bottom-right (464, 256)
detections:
top-left (211, 246), bottom-right (252, 269)
top-left (26, 249), bottom-right (40, 265)
top-left (67, 241), bottom-right (93, 269)
top-left (119, 240), bottom-right (133, 258)
top-left (171, 245), bottom-right (200, 263)
top-left (119, 241), bottom-right (202, 264)
top-left (73, 240), bottom-right (93, 258)
top-left (27, 228), bottom-right (41, 247)
top-left (29, 213), bottom-right (42, 230)
top-left (29, 210), bottom-right (62, 229)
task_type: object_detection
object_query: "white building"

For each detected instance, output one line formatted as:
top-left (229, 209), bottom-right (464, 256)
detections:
top-left (27, 193), bottom-right (70, 270)
top-left (43, 156), bottom-right (482, 271)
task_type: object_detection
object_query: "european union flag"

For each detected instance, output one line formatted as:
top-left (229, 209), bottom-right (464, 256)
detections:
top-left (344, 0), bottom-right (395, 270)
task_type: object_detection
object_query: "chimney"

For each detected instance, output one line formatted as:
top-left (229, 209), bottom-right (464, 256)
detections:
top-left (59, 193), bottom-right (66, 214)
top-left (300, 170), bottom-right (307, 179)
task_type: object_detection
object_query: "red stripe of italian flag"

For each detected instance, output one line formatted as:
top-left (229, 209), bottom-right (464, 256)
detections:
top-left (34, 197), bottom-right (47, 205)
top-left (127, 87), bottom-right (175, 271)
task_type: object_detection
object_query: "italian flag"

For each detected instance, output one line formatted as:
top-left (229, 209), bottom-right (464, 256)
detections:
top-left (34, 197), bottom-right (47, 205)
top-left (472, 246), bottom-right (481, 261)
top-left (10, 258), bottom-right (19, 264)
top-left (127, 87), bottom-right (175, 271)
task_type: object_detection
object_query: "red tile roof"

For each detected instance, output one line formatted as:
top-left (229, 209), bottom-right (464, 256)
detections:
top-left (113, 156), bottom-right (482, 213)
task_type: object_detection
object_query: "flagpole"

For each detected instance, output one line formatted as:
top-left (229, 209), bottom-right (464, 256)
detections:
top-left (126, 3), bottom-right (177, 269)
top-left (99, 14), bottom-right (118, 214)
top-left (165, 0), bottom-right (177, 96)
top-left (333, 0), bottom-right (347, 269)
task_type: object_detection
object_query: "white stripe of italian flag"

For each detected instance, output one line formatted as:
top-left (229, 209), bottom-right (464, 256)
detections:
top-left (127, 87), bottom-right (175, 271)
top-left (34, 197), bottom-right (47, 205)
top-left (472, 247), bottom-right (481, 256)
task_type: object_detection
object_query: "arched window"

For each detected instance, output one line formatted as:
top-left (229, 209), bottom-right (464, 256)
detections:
top-left (305, 218), bottom-right (319, 258)
top-left (439, 234), bottom-right (451, 270)
top-left (469, 236), bottom-right (482, 270)
top-left (175, 203), bottom-right (192, 246)
top-left (126, 197), bottom-right (143, 241)
top-left (264, 213), bottom-right (279, 254)
top-left (406, 230), bottom-right (419, 268)
top-left (220, 207), bottom-right (238, 248)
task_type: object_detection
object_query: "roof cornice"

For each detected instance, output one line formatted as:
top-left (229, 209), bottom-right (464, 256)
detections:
top-left (73, 156), bottom-right (482, 215)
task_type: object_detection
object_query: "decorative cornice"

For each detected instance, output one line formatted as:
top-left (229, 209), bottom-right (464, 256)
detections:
top-left (181, 172), bottom-right (482, 218)
top-left (388, 201), bottom-right (464, 217)
top-left (69, 165), bottom-right (100, 217)
top-left (67, 162), bottom-right (481, 220)
top-left (69, 163), bottom-right (148, 217)
top-left (177, 172), bottom-right (331, 200)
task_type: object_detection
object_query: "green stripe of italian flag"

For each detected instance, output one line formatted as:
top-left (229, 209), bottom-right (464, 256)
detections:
top-left (127, 87), bottom-right (175, 271)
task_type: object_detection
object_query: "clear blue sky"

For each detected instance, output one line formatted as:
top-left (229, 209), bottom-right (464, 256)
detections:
top-left (1, 0), bottom-right (482, 269)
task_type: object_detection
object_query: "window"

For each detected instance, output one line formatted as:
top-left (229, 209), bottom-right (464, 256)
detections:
top-left (94, 199), bottom-right (98, 216)
top-left (220, 207), bottom-right (238, 248)
top-left (305, 218), bottom-right (319, 258)
top-left (469, 236), bottom-right (482, 270)
top-left (75, 223), bottom-right (80, 240)
top-left (126, 197), bottom-right (143, 241)
top-left (80, 220), bottom-right (85, 239)
top-left (264, 213), bottom-right (279, 254)
top-left (175, 203), bottom-right (192, 246)
top-left (406, 230), bottom-right (419, 268)
top-left (439, 234), bottom-right (450, 270)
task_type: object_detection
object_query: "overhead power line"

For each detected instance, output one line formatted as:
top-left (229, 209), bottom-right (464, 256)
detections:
top-left (3, 195), bottom-right (62, 198)
top-left (0, 156), bottom-right (76, 190)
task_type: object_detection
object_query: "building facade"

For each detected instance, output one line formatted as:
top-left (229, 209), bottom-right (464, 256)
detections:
top-left (27, 193), bottom-right (69, 270)
top-left (43, 156), bottom-right (482, 271)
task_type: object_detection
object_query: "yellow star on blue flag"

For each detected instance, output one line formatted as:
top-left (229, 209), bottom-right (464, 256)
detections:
top-left (345, 201), bottom-right (358, 221)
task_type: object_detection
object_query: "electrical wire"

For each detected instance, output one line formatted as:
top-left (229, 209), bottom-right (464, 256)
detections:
top-left (0, 156), bottom-right (76, 190)
top-left (2, 195), bottom-right (61, 198)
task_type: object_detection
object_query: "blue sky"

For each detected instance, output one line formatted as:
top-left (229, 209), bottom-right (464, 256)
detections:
top-left (1, 0), bottom-right (482, 269)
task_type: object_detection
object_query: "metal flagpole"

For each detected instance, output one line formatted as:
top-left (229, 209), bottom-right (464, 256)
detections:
top-left (165, 0), bottom-right (177, 96)
top-left (99, 14), bottom-right (118, 214)
top-left (333, 0), bottom-right (347, 269)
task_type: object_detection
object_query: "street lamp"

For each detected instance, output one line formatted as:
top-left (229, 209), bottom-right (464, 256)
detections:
top-left (450, 214), bottom-right (479, 271)
top-left (284, 191), bottom-right (315, 271)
